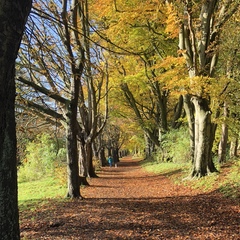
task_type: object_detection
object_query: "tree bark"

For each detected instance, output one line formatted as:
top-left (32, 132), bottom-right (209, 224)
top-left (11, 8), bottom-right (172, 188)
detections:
top-left (78, 141), bottom-right (97, 185)
top-left (66, 104), bottom-right (82, 198)
top-left (230, 138), bottom-right (238, 158)
top-left (218, 102), bottom-right (229, 163)
top-left (78, 142), bottom-right (89, 186)
top-left (113, 148), bottom-right (120, 164)
top-left (98, 148), bottom-right (107, 167)
top-left (62, 0), bottom-right (85, 198)
top-left (144, 133), bottom-right (155, 158)
top-left (190, 97), bottom-right (218, 177)
top-left (183, 95), bottom-right (195, 163)
top-left (0, 1), bottom-right (31, 239)
top-left (85, 142), bottom-right (98, 177)
top-left (171, 95), bottom-right (184, 129)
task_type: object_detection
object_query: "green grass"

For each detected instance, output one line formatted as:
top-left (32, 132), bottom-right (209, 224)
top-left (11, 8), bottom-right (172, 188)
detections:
top-left (184, 172), bottom-right (220, 191)
top-left (141, 159), bottom-right (189, 175)
top-left (18, 158), bottom-right (239, 210)
top-left (218, 160), bottom-right (240, 199)
top-left (141, 158), bottom-right (240, 200)
top-left (18, 176), bottom-right (66, 206)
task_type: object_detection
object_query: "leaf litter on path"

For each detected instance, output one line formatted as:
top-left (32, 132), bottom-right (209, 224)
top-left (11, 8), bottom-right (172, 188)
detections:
top-left (20, 156), bottom-right (240, 239)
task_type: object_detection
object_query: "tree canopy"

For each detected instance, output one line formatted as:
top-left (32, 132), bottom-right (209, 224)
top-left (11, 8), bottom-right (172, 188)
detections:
top-left (16, 0), bottom-right (240, 187)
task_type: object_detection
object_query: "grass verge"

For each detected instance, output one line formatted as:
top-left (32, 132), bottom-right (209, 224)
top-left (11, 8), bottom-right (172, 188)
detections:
top-left (18, 176), bottom-right (66, 208)
top-left (141, 158), bottom-right (240, 201)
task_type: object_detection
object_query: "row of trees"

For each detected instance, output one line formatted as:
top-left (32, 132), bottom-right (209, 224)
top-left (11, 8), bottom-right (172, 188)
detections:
top-left (16, 0), bottom-right (130, 197)
top-left (1, 0), bottom-right (240, 238)
top-left (88, 0), bottom-right (240, 176)
top-left (16, 0), bottom-right (240, 193)
top-left (17, 0), bottom-right (107, 198)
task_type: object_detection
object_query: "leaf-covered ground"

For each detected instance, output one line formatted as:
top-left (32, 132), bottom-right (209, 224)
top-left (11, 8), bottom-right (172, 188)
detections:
top-left (20, 157), bottom-right (240, 239)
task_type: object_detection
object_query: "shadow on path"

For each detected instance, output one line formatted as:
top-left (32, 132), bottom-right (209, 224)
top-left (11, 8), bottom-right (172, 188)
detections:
top-left (20, 156), bottom-right (240, 240)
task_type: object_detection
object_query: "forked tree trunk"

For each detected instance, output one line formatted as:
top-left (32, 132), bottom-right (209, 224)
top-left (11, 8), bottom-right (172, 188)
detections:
top-left (61, 0), bottom-right (84, 198)
top-left (0, 1), bottom-right (32, 239)
top-left (177, 0), bottom-right (239, 178)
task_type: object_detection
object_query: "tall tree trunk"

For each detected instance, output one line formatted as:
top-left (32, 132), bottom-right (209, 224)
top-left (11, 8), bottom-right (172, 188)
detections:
top-left (85, 142), bottom-right (97, 177)
top-left (98, 148), bottom-right (107, 167)
top-left (92, 141), bottom-right (98, 158)
top-left (78, 141), bottom-right (97, 185)
top-left (61, 0), bottom-right (85, 198)
top-left (78, 142), bottom-right (89, 186)
top-left (66, 110), bottom-right (82, 198)
top-left (190, 97), bottom-right (218, 177)
top-left (230, 137), bottom-right (238, 158)
top-left (218, 102), bottom-right (229, 163)
top-left (172, 95), bottom-right (184, 129)
top-left (0, 1), bottom-right (31, 239)
top-left (113, 148), bottom-right (120, 164)
top-left (0, 65), bottom-right (20, 240)
top-left (206, 114), bottom-right (218, 173)
top-left (144, 134), bottom-right (154, 158)
top-left (183, 95), bottom-right (195, 163)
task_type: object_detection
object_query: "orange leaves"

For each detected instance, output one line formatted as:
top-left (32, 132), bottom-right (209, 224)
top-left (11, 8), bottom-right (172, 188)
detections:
top-left (90, 0), bottom-right (168, 52)
top-left (165, 3), bottom-right (180, 39)
top-left (20, 157), bottom-right (240, 239)
top-left (153, 56), bottom-right (186, 94)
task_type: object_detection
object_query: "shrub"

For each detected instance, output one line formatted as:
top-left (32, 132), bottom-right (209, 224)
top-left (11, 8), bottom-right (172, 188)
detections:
top-left (18, 133), bottom-right (66, 182)
top-left (155, 127), bottom-right (191, 163)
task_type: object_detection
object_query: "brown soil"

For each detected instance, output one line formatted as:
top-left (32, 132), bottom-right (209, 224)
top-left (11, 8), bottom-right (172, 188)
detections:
top-left (20, 156), bottom-right (240, 239)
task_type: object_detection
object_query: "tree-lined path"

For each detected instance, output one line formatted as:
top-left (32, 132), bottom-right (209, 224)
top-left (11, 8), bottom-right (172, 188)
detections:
top-left (20, 156), bottom-right (239, 239)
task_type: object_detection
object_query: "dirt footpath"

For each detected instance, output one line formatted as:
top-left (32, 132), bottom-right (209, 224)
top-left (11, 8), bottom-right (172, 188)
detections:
top-left (20, 156), bottom-right (240, 239)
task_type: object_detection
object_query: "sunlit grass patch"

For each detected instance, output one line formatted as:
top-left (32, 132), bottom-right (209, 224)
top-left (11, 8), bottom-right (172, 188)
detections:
top-left (218, 160), bottom-right (240, 199)
top-left (18, 176), bottom-right (66, 205)
top-left (142, 156), bottom-right (240, 201)
top-left (185, 172), bottom-right (220, 191)
top-left (141, 160), bottom-right (187, 174)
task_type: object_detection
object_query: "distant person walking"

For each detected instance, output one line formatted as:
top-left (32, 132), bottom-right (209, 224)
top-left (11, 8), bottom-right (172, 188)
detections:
top-left (108, 156), bottom-right (113, 167)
